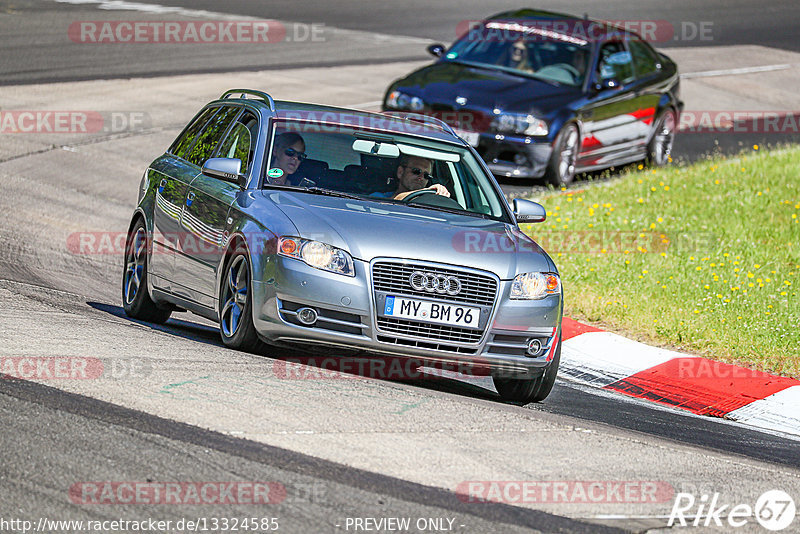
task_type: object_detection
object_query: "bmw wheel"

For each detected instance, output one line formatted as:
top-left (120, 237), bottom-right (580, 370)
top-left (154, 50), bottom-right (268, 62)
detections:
top-left (545, 123), bottom-right (580, 186)
top-left (647, 109), bottom-right (676, 167)
top-left (219, 247), bottom-right (263, 352)
top-left (122, 219), bottom-right (172, 324)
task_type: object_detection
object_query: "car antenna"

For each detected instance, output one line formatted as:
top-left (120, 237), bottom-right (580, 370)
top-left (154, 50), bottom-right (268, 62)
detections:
top-left (583, 12), bottom-right (589, 20)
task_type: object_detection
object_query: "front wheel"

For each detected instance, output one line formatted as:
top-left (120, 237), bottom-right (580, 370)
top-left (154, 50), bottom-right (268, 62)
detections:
top-left (493, 338), bottom-right (561, 403)
top-left (219, 248), bottom-right (263, 352)
top-left (646, 109), bottom-right (677, 167)
top-left (122, 219), bottom-right (172, 324)
top-left (545, 124), bottom-right (580, 186)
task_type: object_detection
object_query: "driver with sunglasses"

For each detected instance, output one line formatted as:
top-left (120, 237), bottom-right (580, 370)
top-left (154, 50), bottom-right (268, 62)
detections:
top-left (372, 155), bottom-right (450, 200)
top-left (269, 132), bottom-right (308, 185)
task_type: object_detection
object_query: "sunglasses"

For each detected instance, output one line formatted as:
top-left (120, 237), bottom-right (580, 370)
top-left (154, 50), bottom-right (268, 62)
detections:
top-left (284, 147), bottom-right (308, 161)
top-left (406, 166), bottom-right (433, 181)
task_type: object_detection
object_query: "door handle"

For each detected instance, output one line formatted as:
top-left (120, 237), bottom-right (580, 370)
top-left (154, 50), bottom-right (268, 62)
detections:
top-left (186, 191), bottom-right (195, 207)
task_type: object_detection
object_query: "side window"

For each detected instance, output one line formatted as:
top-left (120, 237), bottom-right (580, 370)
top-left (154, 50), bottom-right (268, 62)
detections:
top-left (217, 111), bottom-right (258, 175)
top-left (170, 107), bottom-right (217, 158)
top-left (628, 39), bottom-right (659, 78)
top-left (598, 42), bottom-right (634, 84)
top-left (184, 106), bottom-right (239, 167)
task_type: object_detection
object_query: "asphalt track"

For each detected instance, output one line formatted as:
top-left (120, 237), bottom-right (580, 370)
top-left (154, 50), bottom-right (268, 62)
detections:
top-left (1, 2), bottom-right (800, 533)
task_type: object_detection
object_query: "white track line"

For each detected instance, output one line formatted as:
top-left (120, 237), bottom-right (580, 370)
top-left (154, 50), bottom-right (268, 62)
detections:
top-left (681, 63), bottom-right (792, 79)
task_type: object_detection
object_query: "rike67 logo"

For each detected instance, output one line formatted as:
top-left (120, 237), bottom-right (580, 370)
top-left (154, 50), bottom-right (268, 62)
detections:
top-left (669, 490), bottom-right (796, 531)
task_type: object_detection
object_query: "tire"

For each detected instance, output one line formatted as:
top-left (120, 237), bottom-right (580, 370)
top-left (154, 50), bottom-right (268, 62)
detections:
top-left (646, 108), bottom-right (677, 167)
top-left (218, 246), bottom-right (263, 352)
top-left (122, 219), bottom-right (172, 324)
top-left (493, 337), bottom-right (561, 403)
top-left (545, 123), bottom-right (580, 186)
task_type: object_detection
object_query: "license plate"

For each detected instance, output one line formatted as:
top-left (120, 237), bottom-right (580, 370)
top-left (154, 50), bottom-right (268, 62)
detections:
top-left (383, 296), bottom-right (480, 329)
top-left (453, 128), bottom-right (480, 147)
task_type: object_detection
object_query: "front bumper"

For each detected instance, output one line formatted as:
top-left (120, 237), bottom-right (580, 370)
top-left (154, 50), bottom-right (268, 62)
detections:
top-left (476, 134), bottom-right (554, 179)
top-left (252, 256), bottom-right (562, 375)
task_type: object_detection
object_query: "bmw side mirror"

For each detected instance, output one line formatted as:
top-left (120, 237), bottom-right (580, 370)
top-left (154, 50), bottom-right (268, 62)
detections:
top-left (427, 43), bottom-right (445, 58)
top-left (202, 157), bottom-right (246, 188)
top-left (512, 198), bottom-right (546, 223)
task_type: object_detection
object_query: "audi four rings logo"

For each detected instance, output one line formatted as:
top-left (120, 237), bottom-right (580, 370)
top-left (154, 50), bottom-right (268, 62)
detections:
top-left (409, 271), bottom-right (462, 295)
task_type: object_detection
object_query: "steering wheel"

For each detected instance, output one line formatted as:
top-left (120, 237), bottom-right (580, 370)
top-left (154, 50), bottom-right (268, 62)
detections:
top-left (537, 63), bottom-right (581, 84)
top-left (401, 189), bottom-right (438, 203)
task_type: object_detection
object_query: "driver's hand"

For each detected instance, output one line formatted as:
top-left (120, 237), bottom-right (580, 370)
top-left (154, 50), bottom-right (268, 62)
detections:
top-left (428, 184), bottom-right (450, 197)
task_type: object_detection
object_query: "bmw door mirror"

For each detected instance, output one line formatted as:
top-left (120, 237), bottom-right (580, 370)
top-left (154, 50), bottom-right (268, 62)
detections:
top-left (202, 157), bottom-right (246, 188)
top-left (512, 198), bottom-right (546, 223)
top-left (427, 43), bottom-right (445, 57)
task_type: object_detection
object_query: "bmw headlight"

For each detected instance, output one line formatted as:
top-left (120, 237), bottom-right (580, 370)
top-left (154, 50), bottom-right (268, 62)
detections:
top-left (278, 237), bottom-right (355, 277)
top-left (386, 90), bottom-right (424, 111)
top-left (492, 113), bottom-right (548, 136)
top-left (510, 272), bottom-right (560, 300)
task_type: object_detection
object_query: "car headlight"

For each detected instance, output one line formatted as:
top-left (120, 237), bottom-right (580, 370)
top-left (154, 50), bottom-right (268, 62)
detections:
top-left (386, 90), bottom-right (424, 111)
top-left (278, 237), bottom-right (355, 277)
top-left (510, 272), bottom-right (560, 299)
top-left (492, 113), bottom-right (548, 136)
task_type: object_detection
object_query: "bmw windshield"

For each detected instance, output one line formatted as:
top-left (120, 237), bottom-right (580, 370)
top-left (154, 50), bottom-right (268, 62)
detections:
top-left (263, 118), bottom-right (511, 222)
top-left (444, 22), bottom-right (591, 87)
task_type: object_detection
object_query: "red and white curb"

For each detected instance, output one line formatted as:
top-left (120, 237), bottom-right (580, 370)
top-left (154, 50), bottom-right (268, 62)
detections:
top-left (560, 318), bottom-right (800, 438)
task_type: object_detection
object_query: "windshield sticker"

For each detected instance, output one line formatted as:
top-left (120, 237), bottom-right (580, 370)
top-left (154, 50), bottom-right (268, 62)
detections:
top-left (267, 168), bottom-right (284, 179)
top-left (485, 21), bottom-right (589, 46)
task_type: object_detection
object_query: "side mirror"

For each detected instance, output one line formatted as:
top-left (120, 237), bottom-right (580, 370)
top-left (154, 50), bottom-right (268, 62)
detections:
top-left (427, 43), bottom-right (446, 58)
top-left (512, 198), bottom-right (546, 223)
top-left (202, 157), bottom-right (246, 188)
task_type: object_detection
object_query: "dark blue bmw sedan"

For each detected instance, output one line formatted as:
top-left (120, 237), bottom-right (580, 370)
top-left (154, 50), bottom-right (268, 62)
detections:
top-left (383, 9), bottom-right (683, 185)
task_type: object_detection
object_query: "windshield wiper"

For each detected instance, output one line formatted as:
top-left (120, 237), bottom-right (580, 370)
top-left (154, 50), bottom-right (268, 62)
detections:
top-left (402, 202), bottom-right (494, 220)
top-left (301, 187), bottom-right (365, 200)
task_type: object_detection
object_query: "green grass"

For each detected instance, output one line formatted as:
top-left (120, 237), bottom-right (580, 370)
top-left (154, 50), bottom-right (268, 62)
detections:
top-left (521, 146), bottom-right (800, 377)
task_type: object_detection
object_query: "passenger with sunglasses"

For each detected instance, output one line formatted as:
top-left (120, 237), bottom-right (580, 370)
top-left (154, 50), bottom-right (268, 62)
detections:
top-left (269, 132), bottom-right (307, 185)
top-left (371, 155), bottom-right (450, 200)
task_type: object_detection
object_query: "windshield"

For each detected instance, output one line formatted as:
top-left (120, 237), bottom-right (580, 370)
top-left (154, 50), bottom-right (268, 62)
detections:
top-left (445, 22), bottom-right (591, 87)
top-left (263, 119), bottom-right (509, 221)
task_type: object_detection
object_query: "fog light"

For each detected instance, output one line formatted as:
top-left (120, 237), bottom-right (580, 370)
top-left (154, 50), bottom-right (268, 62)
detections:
top-left (526, 338), bottom-right (543, 357)
top-left (296, 307), bottom-right (318, 326)
top-left (514, 153), bottom-right (528, 166)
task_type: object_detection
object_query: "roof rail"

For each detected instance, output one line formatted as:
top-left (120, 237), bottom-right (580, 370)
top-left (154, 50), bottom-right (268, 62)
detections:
top-left (221, 89), bottom-right (276, 112)
top-left (381, 111), bottom-right (457, 137)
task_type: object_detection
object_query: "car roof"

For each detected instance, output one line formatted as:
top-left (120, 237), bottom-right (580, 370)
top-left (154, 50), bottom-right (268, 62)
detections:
top-left (483, 8), bottom-right (642, 43)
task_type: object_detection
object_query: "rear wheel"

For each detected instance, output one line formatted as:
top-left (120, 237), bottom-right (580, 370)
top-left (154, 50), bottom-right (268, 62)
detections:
top-left (493, 338), bottom-right (561, 403)
top-left (647, 108), bottom-right (676, 166)
top-left (545, 124), bottom-right (579, 186)
top-left (219, 247), bottom-right (263, 352)
top-left (122, 219), bottom-right (172, 324)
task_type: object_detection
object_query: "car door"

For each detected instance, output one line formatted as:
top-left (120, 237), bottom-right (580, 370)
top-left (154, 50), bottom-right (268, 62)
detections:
top-left (577, 40), bottom-right (645, 167)
top-left (169, 106), bottom-right (240, 303)
top-left (150, 106), bottom-right (218, 286)
top-left (177, 109), bottom-right (259, 308)
top-left (627, 38), bottom-right (667, 146)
